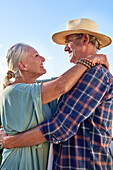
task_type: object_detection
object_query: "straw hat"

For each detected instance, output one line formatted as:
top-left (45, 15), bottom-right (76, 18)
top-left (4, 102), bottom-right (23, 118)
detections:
top-left (52, 18), bottom-right (112, 48)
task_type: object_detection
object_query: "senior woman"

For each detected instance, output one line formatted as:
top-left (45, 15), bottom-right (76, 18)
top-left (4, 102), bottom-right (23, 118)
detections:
top-left (0, 43), bottom-right (108, 170)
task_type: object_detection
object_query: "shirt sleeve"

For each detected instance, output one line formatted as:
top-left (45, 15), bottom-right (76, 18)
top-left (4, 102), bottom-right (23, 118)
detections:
top-left (39, 65), bottom-right (110, 143)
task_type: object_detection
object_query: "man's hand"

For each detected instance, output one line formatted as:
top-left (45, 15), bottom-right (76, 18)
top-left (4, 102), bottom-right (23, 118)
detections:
top-left (0, 126), bottom-right (15, 149)
top-left (0, 127), bottom-right (7, 148)
top-left (0, 126), bottom-right (47, 148)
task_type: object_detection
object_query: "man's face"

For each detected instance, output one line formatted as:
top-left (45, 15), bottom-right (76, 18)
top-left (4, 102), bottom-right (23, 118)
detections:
top-left (64, 34), bottom-right (86, 64)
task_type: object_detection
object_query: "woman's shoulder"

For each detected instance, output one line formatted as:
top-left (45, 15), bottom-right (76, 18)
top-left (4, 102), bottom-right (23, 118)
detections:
top-left (1, 83), bottom-right (32, 96)
top-left (0, 83), bottom-right (42, 102)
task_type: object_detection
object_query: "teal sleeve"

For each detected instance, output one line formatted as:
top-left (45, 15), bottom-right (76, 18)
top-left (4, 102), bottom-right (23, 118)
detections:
top-left (1, 83), bottom-right (42, 135)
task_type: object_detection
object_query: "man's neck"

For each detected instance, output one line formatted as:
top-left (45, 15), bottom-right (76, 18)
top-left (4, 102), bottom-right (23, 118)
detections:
top-left (86, 44), bottom-right (97, 56)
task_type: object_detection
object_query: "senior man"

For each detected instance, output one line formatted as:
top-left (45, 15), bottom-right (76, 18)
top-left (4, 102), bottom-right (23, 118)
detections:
top-left (0, 18), bottom-right (113, 169)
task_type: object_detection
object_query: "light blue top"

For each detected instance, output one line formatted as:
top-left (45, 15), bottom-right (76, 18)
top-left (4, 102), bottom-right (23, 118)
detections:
top-left (0, 81), bottom-right (57, 170)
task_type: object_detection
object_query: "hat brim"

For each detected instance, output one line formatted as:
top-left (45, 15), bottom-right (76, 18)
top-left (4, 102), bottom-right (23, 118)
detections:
top-left (52, 29), bottom-right (112, 48)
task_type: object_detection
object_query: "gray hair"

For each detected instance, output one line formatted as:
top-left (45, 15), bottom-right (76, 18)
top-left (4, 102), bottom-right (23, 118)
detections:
top-left (73, 34), bottom-right (102, 50)
top-left (2, 43), bottom-right (28, 89)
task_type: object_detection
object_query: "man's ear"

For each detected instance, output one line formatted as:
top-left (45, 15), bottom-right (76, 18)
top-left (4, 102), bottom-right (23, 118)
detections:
top-left (83, 34), bottom-right (90, 45)
top-left (17, 61), bottom-right (28, 71)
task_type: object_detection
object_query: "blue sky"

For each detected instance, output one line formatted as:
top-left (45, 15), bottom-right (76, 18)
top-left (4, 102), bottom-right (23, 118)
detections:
top-left (0, 0), bottom-right (113, 83)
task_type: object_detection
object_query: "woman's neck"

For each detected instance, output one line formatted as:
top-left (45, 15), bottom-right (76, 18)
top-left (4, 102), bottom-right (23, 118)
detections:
top-left (13, 75), bottom-right (38, 84)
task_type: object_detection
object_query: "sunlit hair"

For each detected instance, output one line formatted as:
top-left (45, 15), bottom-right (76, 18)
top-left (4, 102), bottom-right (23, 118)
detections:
top-left (73, 33), bottom-right (102, 50)
top-left (2, 43), bottom-right (29, 90)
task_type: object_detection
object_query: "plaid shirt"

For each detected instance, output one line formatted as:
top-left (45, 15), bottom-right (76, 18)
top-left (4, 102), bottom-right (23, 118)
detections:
top-left (40, 65), bottom-right (113, 170)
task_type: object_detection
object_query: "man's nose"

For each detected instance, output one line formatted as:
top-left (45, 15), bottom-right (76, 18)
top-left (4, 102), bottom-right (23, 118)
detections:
top-left (64, 44), bottom-right (70, 52)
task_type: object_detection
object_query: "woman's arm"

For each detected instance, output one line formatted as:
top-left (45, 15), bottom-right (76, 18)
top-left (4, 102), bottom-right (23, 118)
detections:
top-left (41, 54), bottom-right (108, 105)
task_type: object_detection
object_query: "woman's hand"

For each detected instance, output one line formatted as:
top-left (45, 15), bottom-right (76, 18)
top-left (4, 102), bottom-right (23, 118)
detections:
top-left (87, 54), bottom-right (109, 70)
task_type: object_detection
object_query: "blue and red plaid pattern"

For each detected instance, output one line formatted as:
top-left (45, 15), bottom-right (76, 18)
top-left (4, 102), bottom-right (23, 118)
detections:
top-left (40, 65), bottom-right (113, 170)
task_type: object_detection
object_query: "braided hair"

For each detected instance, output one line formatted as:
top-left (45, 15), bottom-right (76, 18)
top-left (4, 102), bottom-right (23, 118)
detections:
top-left (2, 43), bottom-right (28, 90)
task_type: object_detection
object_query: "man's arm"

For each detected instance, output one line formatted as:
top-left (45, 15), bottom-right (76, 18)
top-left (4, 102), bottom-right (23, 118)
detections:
top-left (0, 126), bottom-right (46, 148)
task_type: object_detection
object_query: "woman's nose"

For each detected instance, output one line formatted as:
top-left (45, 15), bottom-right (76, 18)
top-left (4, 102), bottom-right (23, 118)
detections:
top-left (40, 56), bottom-right (45, 62)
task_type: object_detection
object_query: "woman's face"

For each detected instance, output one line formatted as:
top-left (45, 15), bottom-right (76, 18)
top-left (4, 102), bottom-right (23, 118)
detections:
top-left (22, 46), bottom-right (46, 78)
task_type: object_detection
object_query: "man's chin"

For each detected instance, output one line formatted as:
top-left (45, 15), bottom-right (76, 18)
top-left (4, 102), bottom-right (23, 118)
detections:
top-left (69, 59), bottom-right (76, 64)
top-left (69, 56), bottom-right (76, 64)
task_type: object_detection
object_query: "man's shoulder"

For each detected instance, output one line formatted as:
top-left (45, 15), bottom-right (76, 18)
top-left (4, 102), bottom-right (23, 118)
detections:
top-left (84, 64), bottom-right (113, 87)
top-left (87, 64), bottom-right (112, 78)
